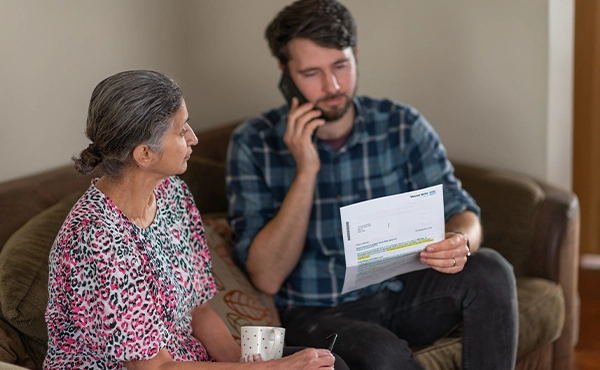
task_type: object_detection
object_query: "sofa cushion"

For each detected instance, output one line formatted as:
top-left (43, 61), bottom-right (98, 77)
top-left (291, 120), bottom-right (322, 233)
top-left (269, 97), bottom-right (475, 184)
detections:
top-left (0, 191), bottom-right (82, 366)
top-left (0, 319), bottom-right (36, 369)
top-left (414, 276), bottom-right (565, 369)
top-left (203, 218), bottom-right (281, 342)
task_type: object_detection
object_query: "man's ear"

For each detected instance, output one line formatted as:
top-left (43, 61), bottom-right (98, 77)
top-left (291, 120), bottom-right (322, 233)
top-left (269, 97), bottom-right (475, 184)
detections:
top-left (278, 62), bottom-right (285, 71)
top-left (132, 144), bottom-right (156, 168)
top-left (353, 46), bottom-right (360, 58)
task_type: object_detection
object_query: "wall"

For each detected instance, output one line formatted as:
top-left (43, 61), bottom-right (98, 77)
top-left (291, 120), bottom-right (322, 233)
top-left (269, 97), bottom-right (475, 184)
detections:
top-left (0, 1), bottom-right (188, 182)
top-left (0, 0), bottom-right (574, 190)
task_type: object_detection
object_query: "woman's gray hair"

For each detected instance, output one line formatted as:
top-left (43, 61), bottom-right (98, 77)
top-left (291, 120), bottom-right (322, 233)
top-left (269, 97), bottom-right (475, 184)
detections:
top-left (73, 70), bottom-right (183, 177)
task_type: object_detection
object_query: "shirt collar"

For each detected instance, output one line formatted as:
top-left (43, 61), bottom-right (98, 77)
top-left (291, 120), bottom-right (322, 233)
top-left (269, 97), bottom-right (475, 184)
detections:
top-left (345, 96), bottom-right (368, 148)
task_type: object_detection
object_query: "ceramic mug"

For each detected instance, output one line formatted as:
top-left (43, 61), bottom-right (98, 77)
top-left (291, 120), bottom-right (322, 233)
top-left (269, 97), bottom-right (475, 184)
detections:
top-left (240, 326), bottom-right (286, 361)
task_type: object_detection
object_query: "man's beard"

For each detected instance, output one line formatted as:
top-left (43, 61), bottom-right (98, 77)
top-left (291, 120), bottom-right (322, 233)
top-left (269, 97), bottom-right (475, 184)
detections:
top-left (315, 87), bottom-right (357, 122)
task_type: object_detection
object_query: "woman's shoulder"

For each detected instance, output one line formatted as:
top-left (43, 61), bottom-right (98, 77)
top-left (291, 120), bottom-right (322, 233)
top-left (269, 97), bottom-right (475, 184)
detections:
top-left (156, 176), bottom-right (186, 194)
top-left (155, 176), bottom-right (199, 218)
top-left (52, 185), bottom-right (133, 258)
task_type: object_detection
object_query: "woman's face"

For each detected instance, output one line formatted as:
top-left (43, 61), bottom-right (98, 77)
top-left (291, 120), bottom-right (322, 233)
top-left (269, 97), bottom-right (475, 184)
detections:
top-left (152, 99), bottom-right (198, 176)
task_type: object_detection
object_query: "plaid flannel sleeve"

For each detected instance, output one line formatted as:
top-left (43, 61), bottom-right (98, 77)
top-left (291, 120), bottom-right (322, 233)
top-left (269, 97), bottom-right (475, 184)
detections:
top-left (405, 112), bottom-right (481, 221)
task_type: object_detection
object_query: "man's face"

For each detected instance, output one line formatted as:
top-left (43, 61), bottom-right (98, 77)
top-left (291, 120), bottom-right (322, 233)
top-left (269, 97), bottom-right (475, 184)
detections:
top-left (286, 38), bottom-right (357, 122)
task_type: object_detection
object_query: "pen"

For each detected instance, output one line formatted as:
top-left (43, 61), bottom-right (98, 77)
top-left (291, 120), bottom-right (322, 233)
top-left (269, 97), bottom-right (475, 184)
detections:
top-left (326, 333), bottom-right (338, 351)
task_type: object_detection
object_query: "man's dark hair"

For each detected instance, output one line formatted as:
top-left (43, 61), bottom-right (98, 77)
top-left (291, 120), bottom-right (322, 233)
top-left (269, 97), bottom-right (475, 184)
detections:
top-left (265, 0), bottom-right (357, 65)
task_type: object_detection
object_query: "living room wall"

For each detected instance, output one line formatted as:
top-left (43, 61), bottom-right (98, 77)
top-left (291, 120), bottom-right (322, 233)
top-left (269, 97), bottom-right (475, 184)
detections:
top-left (0, 0), bottom-right (573, 191)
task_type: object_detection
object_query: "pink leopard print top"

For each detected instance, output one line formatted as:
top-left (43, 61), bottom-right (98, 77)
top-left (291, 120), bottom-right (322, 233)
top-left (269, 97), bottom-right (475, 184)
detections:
top-left (44, 176), bottom-right (217, 369)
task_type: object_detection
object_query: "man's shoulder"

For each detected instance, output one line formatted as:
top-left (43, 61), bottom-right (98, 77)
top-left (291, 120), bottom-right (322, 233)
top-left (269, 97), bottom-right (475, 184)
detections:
top-left (357, 96), bottom-right (424, 126)
top-left (233, 104), bottom-right (289, 138)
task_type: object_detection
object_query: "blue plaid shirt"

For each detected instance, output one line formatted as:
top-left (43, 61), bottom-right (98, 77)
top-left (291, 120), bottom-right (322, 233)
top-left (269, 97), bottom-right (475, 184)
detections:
top-left (226, 96), bottom-right (480, 311)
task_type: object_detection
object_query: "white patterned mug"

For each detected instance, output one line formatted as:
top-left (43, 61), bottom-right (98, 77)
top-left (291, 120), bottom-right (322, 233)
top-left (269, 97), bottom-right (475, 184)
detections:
top-left (240, 326), bottom-right (286, 361)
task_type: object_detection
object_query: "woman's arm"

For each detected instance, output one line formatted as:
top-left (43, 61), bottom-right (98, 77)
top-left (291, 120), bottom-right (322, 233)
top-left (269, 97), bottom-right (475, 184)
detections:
top-left (190, 302), bottom-right (241, 362)
top-left (123, 347), bottom-right (335, 370)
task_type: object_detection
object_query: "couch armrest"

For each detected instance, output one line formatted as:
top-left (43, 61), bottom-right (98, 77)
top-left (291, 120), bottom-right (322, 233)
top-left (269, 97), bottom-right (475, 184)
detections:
top-left (530, 181), bottom-right (580, 370)
top-left (453, 161), bottom-right (580, 370)
top-left (529, 181), bottom-right (580, 283)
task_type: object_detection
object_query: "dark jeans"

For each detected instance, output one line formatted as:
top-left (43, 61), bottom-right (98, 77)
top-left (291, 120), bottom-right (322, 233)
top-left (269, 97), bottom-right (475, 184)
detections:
top-left (281, 248), bottom-right (518, 370)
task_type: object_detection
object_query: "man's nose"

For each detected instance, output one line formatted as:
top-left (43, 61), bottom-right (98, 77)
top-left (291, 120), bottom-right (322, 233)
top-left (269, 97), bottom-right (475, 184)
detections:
top-left (322, 72), bottom-right (340, 94)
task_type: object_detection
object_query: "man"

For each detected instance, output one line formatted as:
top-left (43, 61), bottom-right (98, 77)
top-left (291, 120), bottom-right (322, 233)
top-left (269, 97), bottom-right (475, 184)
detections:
top-left (226, 0), bottom-right (518, 368)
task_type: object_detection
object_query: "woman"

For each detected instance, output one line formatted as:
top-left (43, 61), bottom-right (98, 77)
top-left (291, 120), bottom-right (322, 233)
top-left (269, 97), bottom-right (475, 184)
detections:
top-left (44, 70), bottom-right (344, 369)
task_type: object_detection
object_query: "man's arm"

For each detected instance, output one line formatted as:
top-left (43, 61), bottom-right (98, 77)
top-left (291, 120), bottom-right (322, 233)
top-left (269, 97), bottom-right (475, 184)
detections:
top-left (445, 209), bottom-right (482, 253)
top-left (245, 169), bottom-right (317, 294)
top-left (229, 100), bottom-right (325, 295)
top-left (403, 110), bottom-right (482, 273)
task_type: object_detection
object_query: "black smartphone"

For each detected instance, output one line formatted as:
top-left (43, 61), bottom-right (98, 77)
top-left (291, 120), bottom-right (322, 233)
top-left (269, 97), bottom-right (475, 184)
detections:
top-left (278, 69), bottom-right (322, 141)
top-left (278, 68), bottom-right (309, 106)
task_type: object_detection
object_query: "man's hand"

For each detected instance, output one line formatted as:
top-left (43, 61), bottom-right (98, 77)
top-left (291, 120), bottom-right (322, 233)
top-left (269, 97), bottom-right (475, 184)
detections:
top-left (419, 232), bottom-right (471, 273)
top-left (283, 97), bottom-right (325, 175)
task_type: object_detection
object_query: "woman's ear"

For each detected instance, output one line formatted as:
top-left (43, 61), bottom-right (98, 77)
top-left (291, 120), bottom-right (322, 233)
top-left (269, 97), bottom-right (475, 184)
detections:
top-left (132, 144), bottom-right (156, 168)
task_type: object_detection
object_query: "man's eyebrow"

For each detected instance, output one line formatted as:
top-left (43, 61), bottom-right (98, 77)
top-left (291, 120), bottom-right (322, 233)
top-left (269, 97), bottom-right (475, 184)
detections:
top-left (298, 67), bottom-right (320, 74)
top-left (298, 58), bottom-right (351, 74)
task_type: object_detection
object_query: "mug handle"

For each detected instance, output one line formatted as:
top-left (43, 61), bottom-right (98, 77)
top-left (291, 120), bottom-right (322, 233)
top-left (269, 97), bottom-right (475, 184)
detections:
top-left (268, 328), bottom-right (282, 359)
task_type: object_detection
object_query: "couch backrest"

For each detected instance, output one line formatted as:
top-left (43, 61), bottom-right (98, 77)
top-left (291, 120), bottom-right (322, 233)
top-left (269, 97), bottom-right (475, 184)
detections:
top-left (0, 167), bottom-right (94, 254)
top-left (454, 163), bottom-right (545, 277)
top-left (192, 122), bottom-right (240, 163)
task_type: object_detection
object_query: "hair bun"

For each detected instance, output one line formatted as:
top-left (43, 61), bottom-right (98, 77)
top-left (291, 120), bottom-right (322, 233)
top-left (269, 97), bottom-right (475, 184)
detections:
top-left (86, 144), bottom-right (103, 158)
top-left (73, 144), bottom-right (103, 175)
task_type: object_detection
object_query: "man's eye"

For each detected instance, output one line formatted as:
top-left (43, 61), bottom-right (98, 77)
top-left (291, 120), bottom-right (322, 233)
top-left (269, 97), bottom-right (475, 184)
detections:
top-left (335, 63), bottom-right (347, 69)
top-left (181, 129), bottom-right (188, 136)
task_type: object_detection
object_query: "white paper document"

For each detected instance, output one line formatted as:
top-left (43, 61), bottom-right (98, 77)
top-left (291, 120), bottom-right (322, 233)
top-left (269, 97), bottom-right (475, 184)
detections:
top-left (340, 184), bottom-right (445, 294)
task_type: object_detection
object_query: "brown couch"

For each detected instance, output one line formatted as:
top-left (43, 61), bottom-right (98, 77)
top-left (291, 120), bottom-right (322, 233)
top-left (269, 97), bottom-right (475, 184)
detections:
top-left (0, 122), bottom-right (579, 370)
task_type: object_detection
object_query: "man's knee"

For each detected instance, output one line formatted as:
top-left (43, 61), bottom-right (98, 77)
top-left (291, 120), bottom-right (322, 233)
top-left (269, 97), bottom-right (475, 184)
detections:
top-left (465, 248), bottom-right (517, 300)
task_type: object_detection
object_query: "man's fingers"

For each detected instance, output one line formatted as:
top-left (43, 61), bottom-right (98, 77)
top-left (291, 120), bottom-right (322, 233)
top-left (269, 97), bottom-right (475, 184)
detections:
top-left (288, 101), bottom-right (314, 127)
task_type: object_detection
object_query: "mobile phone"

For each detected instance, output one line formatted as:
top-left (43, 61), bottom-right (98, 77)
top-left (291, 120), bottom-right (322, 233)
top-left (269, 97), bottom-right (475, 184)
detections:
top-left (278, 68), bottom-right (309, 106)
top-left (278, 69), bottom-right (322, 140)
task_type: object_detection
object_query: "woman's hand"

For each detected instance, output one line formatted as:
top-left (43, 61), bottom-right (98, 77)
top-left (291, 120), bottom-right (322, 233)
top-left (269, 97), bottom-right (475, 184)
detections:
top-left (240, 353), bottom-right (263, 362)
top-left (278, 348), bottom-right (335, 369)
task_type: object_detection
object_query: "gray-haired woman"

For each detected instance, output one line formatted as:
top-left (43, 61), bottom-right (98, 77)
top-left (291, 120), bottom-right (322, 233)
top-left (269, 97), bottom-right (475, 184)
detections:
top-left (44, 70), bottom-right (344, 370)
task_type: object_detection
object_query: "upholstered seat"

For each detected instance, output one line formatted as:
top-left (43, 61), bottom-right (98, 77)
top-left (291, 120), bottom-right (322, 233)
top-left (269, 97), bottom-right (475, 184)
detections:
top-left (0, 123), bottom-right (579, 370)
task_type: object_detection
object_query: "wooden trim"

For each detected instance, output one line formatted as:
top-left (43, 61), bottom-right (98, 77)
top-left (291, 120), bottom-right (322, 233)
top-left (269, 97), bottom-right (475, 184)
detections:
top-left (573, 0), bottom-right (600, 255)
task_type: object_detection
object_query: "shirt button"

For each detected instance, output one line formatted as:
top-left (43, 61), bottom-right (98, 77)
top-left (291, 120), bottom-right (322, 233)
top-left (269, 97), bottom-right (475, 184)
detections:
top-left (338, 231), bottom-right (343, 236)
top-left (336, 194), bottom-right (342, 200)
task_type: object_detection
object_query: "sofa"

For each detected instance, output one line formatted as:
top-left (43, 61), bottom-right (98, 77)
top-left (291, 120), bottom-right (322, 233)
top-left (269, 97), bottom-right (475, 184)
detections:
top-left (0, 122), bottom-right (579, 370)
